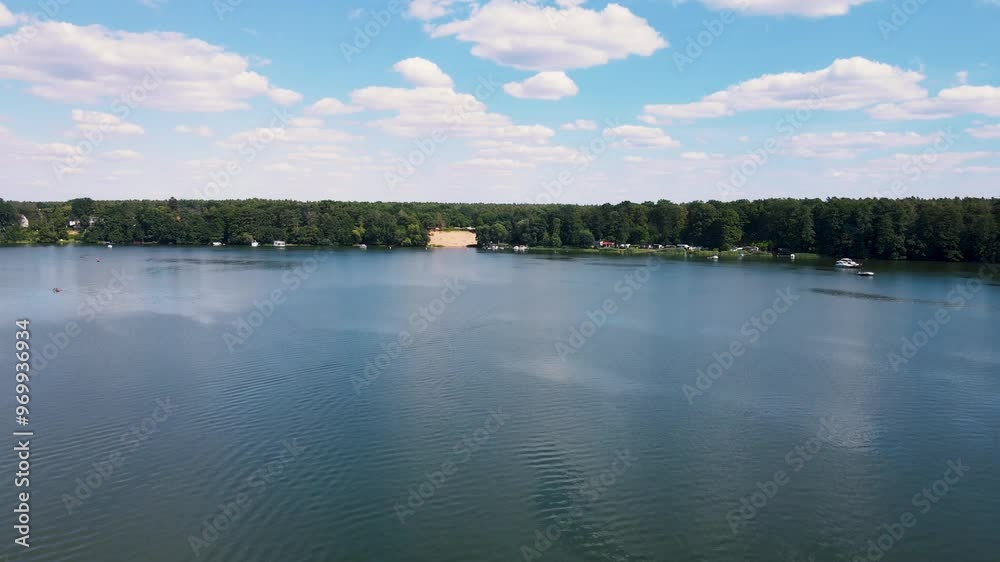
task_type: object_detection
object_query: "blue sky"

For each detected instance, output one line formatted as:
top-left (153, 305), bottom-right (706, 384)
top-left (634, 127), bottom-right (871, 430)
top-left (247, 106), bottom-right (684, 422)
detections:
top-left (1, 0), bottom-right (998, 203)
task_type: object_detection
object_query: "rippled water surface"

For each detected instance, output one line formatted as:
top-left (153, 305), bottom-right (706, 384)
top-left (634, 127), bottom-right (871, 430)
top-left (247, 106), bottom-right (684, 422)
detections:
top-left (1, 246), bottom-right (998, 561)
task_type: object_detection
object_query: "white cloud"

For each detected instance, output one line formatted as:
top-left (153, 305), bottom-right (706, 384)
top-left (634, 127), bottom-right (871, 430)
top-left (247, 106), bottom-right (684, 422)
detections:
top-left (217, 126), bottom-right (354, 149)
top-left (966, 123), bottom-right (1000, 139)
top-left (348, 62), bottom-right (557, 145)
top-left (868, 85), bottom-right (1000, 120)
top-left (503, 71), bottom-right (578, 100)
top-left (471, 139), bottom-right (582, 165)
top-left (0, 125), bottom-right (83, 167)
top-left (174, 124), bottom-right (213, 137)
top-left (0, 2), bottom-right (14, 27)
top-left (100, 149), bottom-right (144, 161)
top-left (288, 117), bottom-right (325, 128)
top-left (604, 125), bottom-right (680, 148)
top-left (955, 165), bottom-right (1000, 174)
top-left (304, 97), bottom-right (361, 116)
top-left (827, 151), bottom-right (998, 182)
top-left (681, 151), bottom-right (710, 160)
top-left (428, 1), bottom-right (666, 71)
top-left (696, 0), bottom-right (876, 17)
top-left (351, 82), bottom-right (556, 141)
top-left (264, 163), bottom-right (296, 173)
top-left (782, 131), bottom-right (946, 159)
top-left (619, 152), bottom-right (735, 179)
top-left (561, 119), bottom-right (597, 131)
top-left (287, 145), bottom-right (357, 163)
top-left (407, 0), bottom-right (472, 20)
top-left (455, 158), bottom-right (535, 170)
top-left (393, 57), bottom-right (454, 88)
top-left (642, 57), bottom-right (926, 122)
top-left (0, 19), bottom-right (301, 111)
top-left (72, 110), bottom-right (145, 135)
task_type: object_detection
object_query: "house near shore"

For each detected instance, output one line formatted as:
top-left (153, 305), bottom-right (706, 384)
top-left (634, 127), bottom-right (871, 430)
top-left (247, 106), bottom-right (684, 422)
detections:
top-left (18, 214), bottom-right (29, 228)
top-left (68, 217), bottom-right (97, 229)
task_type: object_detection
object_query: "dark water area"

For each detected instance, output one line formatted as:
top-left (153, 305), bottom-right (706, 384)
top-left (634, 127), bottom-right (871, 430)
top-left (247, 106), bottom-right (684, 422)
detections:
top-left (0, 246), bottom-right (997, 561)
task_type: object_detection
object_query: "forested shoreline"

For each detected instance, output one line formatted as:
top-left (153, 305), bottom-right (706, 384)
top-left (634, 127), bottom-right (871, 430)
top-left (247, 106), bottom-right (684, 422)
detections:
top-left (1, 197), bottom-right (998, 262)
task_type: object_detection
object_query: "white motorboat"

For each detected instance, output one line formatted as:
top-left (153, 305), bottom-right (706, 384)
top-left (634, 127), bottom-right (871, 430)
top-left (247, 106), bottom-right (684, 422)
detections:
top-left (251, 240), bottom-right (259, 248)
top-left (857, 271), bottom-right (875, 277)
top-left (273, 240), bottom-right (287, 248)
top-left (708, 255), bottom-right (719, 261)
top-left (835, 258), bottom-right (861, 268)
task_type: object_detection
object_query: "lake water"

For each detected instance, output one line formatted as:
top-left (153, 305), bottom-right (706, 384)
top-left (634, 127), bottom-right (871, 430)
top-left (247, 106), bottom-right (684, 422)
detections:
top-left (1, 246), bottom-right (998, 562)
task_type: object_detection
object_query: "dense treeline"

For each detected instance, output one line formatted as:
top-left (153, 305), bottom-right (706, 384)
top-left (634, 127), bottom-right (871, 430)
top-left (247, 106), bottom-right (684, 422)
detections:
top-left (1, 197), bottom-right (998, 262)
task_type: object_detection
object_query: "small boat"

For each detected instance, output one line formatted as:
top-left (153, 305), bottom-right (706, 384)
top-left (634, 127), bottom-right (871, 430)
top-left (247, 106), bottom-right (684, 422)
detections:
top-left (857, 271), bottom-right (875, 277)
top-left (251, 240), bottom-right (259, 248)
top-left (513, 245), bottom-right (528, 252)
top-left (835, 258), bottom-right (861, 268)
top-left (708, 255), bottom-right (719, 261)
top-left (273, 240), bottom-right (286, 248)
top-left (212, 241), bottom-right (223, 247)
top-left (358, 244), bottom-right (367, 249)
top-left (789, 254), bottom-right (796, 260)
top-left (52, 288), bottom-right (62, 293)
top-left (107, 244), bottom-right (113, 248)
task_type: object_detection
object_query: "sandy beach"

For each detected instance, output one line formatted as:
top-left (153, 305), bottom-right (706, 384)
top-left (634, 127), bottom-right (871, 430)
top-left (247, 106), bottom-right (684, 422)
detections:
top-left (428, 229), bottom-right (477, 247)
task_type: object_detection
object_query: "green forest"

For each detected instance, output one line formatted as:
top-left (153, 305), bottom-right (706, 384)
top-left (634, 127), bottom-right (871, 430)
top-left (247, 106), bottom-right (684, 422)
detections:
top-left (1, 197), bottom-right (998, 262)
